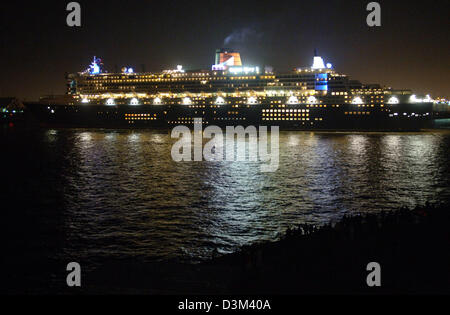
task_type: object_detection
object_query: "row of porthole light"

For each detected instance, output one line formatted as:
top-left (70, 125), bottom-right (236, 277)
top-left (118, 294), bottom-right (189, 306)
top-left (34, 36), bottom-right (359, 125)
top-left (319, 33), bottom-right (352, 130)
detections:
top-left (353, 96), bottom-right (398, 105)
top-left (355, 95), bottom-right (432, 105)
top-left (82, 95), bottom-right (423, 106)
top-left (82, 96), bottom-right (320, 106)
top-left (389, 112), bottom-right (430, 117)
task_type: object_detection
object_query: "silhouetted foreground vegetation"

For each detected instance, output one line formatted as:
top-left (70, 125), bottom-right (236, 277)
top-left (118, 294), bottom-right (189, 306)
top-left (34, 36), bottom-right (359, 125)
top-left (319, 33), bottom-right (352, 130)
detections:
top-left (84, 203), bottom-right (449, 294)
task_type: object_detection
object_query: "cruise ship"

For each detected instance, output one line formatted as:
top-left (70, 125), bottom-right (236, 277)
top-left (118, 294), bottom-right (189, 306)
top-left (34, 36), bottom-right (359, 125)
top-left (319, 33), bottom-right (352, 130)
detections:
top-left (26, 49), bottom-right (435, 130)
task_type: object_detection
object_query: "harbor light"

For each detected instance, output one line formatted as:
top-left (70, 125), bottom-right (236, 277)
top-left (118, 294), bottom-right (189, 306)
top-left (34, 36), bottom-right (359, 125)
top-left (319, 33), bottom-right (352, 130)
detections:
top-left (81, 98), bottom-right (90, 104)
top-left (106, 98), bottom-right (115, 106)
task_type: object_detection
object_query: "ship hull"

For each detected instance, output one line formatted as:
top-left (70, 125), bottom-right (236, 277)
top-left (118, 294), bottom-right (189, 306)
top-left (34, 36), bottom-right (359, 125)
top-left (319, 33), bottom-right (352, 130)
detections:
top-left (25, 102), bottom-right (434, 131)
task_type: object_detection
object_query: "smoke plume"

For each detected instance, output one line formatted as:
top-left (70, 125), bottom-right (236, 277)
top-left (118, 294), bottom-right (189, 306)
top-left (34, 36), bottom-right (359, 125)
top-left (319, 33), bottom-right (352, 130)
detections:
top-left (223, 28), bottom-right (263, 46)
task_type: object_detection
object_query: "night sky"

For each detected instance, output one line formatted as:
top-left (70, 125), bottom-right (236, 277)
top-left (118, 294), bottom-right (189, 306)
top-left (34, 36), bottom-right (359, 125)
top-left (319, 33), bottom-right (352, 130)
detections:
top-left (1, 0), bottom-right (448, 100)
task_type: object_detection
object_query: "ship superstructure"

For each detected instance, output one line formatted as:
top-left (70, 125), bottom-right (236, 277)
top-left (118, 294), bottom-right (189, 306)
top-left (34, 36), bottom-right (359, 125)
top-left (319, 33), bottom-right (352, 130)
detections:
top-left (28, 50), bottom-right (434, 130)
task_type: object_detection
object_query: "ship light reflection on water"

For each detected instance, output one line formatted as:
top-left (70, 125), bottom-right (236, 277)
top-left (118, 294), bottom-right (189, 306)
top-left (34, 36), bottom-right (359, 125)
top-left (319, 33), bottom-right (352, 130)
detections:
top-left (382, 135), bottom-right (401, 162)
top-left (127, 133), bottom-right (141, 143)
top-left (24, 129), bottom-right (450, 262)
top-left (348, 135), bottom-right (368, 156)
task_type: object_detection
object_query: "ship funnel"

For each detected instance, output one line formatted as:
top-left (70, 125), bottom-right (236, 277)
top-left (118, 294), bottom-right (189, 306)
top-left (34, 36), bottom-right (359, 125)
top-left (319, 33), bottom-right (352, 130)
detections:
top-left (212, 48), bottom-right (242, 70)
top-left (312, 50), bottom-right (326, 69)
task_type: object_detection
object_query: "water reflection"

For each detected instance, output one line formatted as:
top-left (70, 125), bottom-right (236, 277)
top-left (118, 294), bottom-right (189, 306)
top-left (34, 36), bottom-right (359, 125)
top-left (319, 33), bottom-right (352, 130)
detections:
top-left (26, 130), bottom-right (450, 262)
top-left (348, 134), bottom-right (368, 157)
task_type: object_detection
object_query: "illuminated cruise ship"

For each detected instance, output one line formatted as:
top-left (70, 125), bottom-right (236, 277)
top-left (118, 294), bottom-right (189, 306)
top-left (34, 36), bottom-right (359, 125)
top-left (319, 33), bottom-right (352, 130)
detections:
top-left (26, 49), bottom-right (435, 130)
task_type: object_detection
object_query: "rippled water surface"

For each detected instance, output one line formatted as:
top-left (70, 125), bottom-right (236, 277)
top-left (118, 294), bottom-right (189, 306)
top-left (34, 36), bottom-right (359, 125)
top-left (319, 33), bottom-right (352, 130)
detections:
top-left (2, 128), bottom-right (450, 266)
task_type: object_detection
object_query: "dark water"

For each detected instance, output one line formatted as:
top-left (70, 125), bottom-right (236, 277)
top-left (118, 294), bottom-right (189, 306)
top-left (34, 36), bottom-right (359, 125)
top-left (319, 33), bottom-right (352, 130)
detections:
top-left (1, 127), bottom-right (450, 274)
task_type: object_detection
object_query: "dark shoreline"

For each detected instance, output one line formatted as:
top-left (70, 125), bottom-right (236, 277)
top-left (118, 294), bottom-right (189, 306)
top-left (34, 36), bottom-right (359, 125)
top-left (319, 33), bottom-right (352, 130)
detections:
top-left (3, 203), bottom-right (449, 295)
top-left (74, 203), bottom-right (449, 295)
